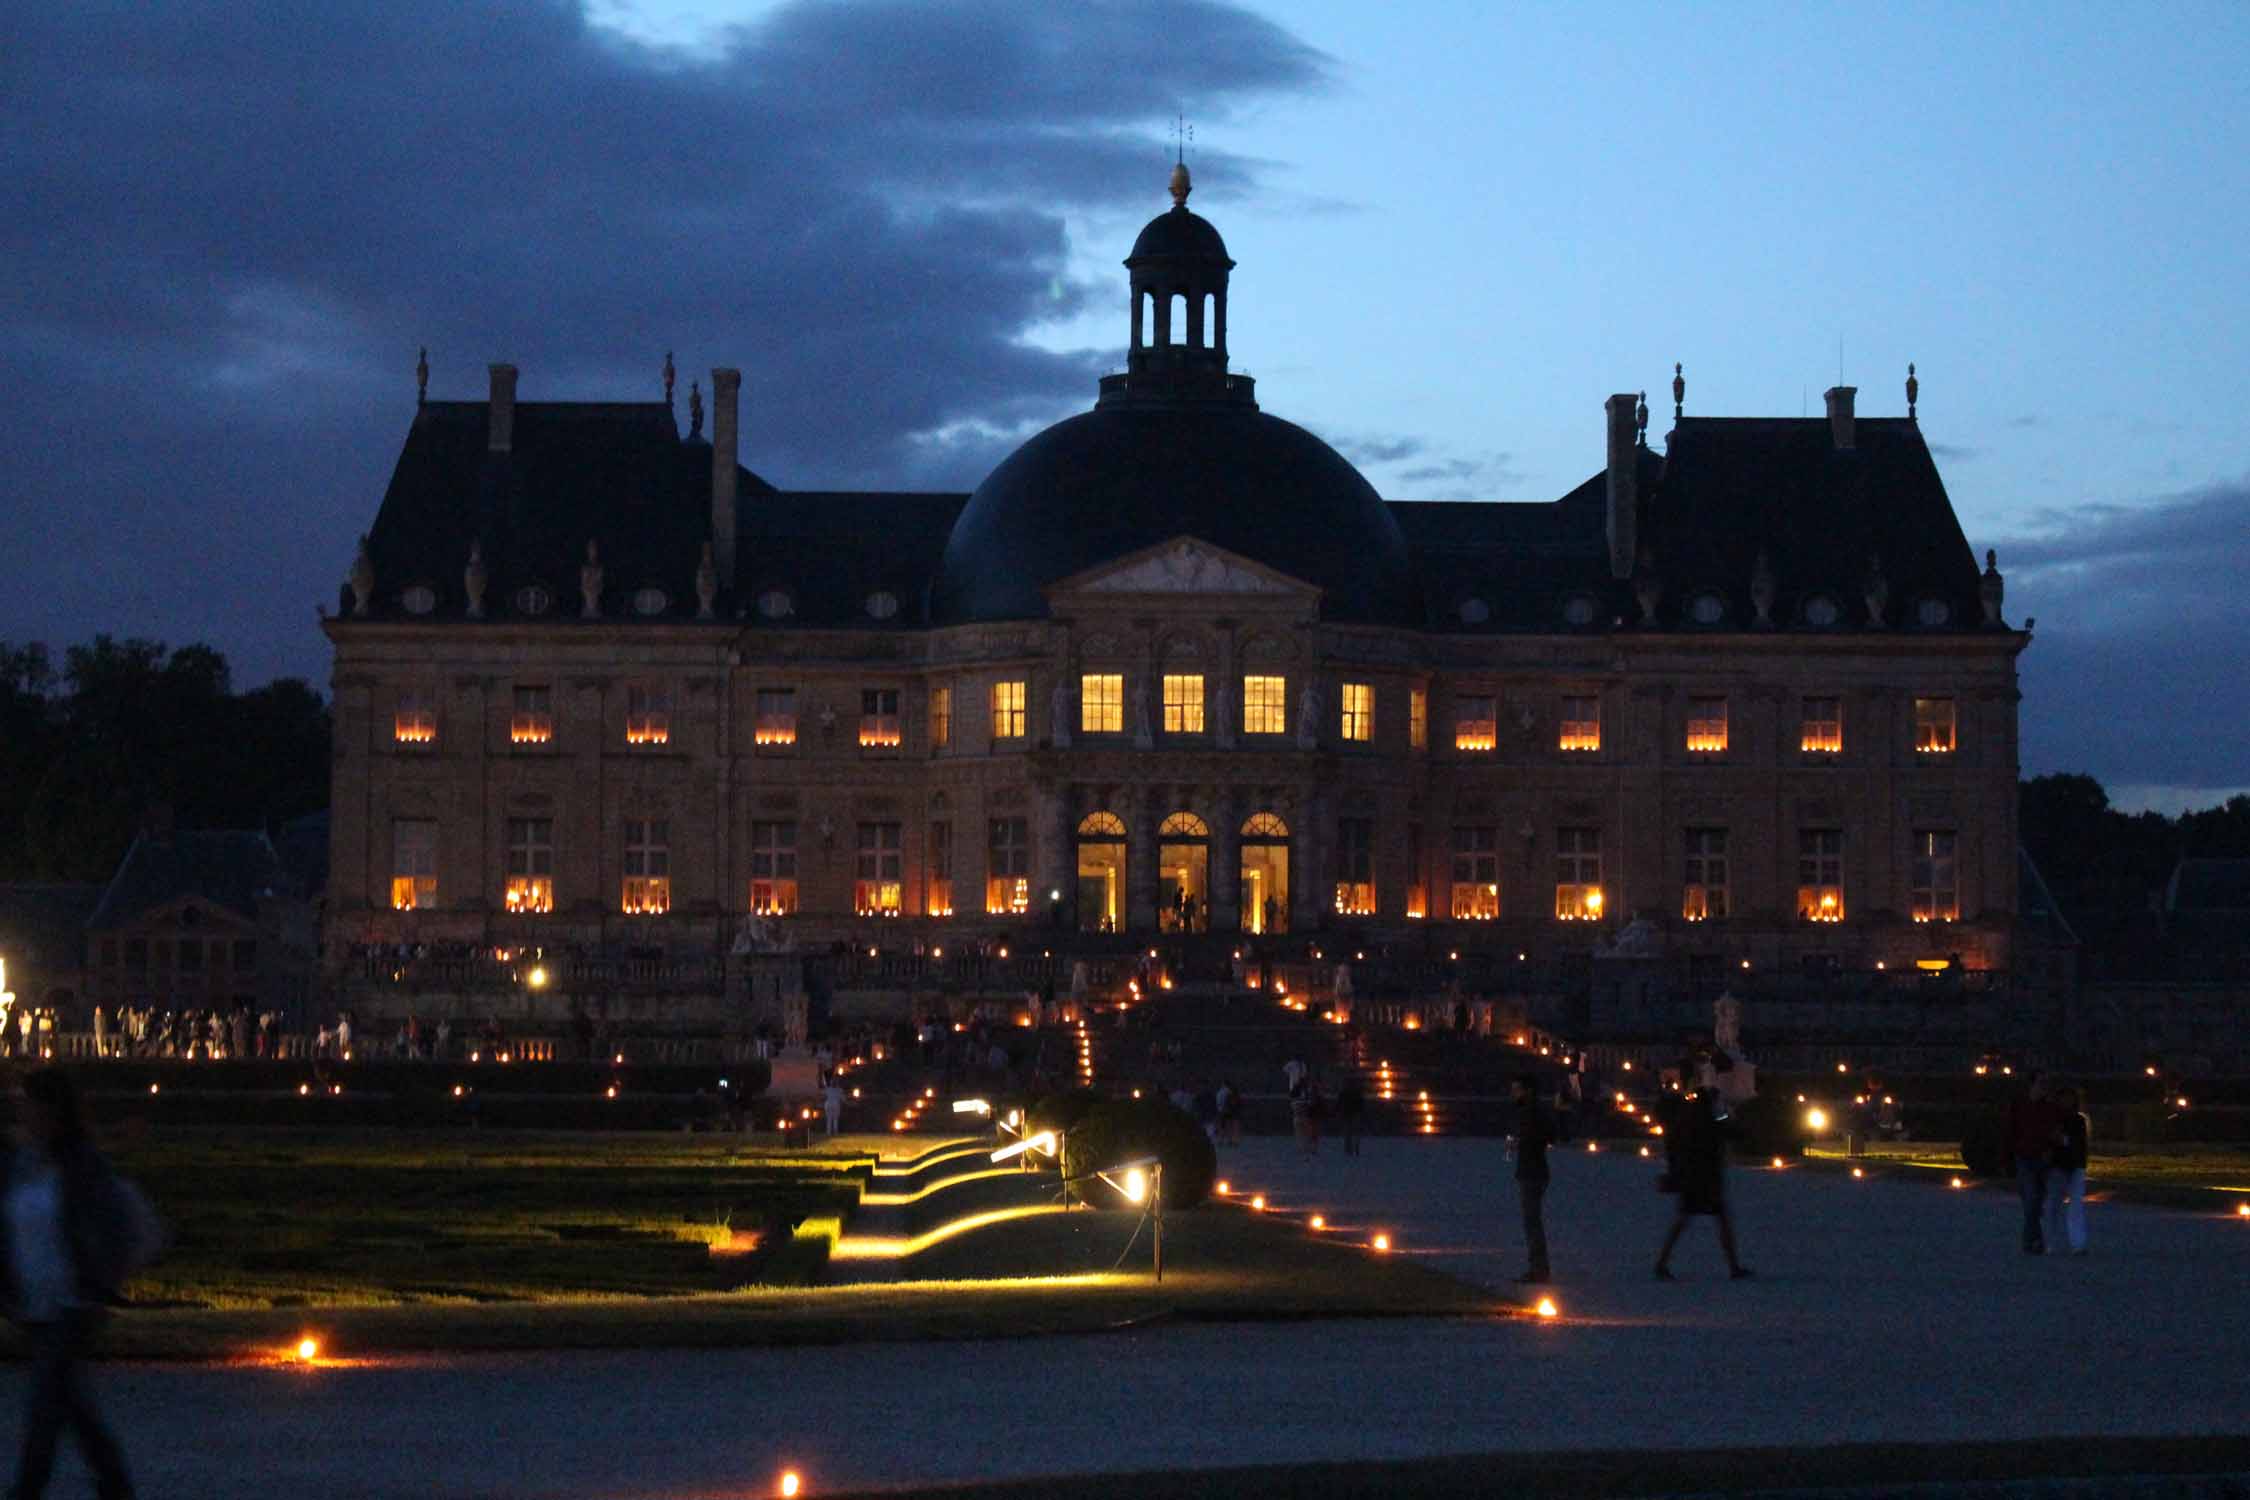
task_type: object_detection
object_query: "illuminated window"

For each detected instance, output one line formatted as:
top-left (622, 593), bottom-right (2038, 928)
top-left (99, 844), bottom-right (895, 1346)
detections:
top-left (626, 685), bottom-right (670, 746)
top-left (1801, 696), bottom-right (1843, 754)
top-left (1340, 683), bottom-right (1374, 743)
top-left (1914, 696), bottom-right (1957, 754)
top-left (1335, 817), bottom-right (1375, 914)
top-left (1911, 830), bottom-right (1958, 922)
top-left (1410, 686), bottom-right (1428, 750)
top-left (510, 685), bottom-right (554, 745)
top-left (503, 818), bottom-right (554, 913)
top-left (855, 822), bottom-right (903, 915)
top-left (930, 687), bottom-right (951, 750)
top-left (1797, 829), bottom-right (1844, 921)
top-left (859, 688), bottom-right (901, 748)
top-left (1454, 694), bottom-right (1496, 752)
top-left (1162, 674), bottom-right (1205, 734)
top-left (1559, 695), bottom-right (1600, 752)
top-left (991, 681), bottom-right (1026, 742)
top-left (622, 820), bottom-right (671, 914)
top-left (1450, 826), bottom-right (1499, 919)
top-left (394, 688), bottom-right (437, 746)
top-left (927, 821), bottom-right (953, 916)
top-left (987, 817), bottom-right (1030, 913)
top-left (1080, 673), bottom-right (1124, 735)
top-left (750, 821), bottom-right (797, 915)
top-left (1686, 696), bottom-right (1728, 753)
top-left (390, 819), bottom-right (436, 911)
top-left (1555, 827), bottom-right (1603, 920)
top-left (1683, 828), bottom-right (1728, 921)
top-left (754, 688), bottom-right (797, 747)
top-left (1241, 675), bottom-right (1287, 735)
top-left (1406, 822), bottom-right (1427, 918)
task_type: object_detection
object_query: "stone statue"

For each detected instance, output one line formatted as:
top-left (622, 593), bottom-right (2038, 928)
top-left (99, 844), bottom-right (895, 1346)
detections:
top-left (1633, 551), bottom-right (1662, 625)
top-left (579, 541), bottom-right (603, 619)
top-left (464, 539), bottom-right (487, 619)
top-left (732, 911), bottom-right (790, 955)
top-left (1750, 548), bottom-right (1776, 627)
top-left (1980, 548), bottom-right (2004, 626)
top-left (1863, 552), bottom-right (1889, 627)
top-left (1070, 960), bottom-right (1089, 1000)
top-left (1713, 990), bottom-right (1743, 1056)
top-left (347, 535), bottom-right (375, 616)
top-left (1297, 679), bottom-right (1323, 748)
top-left (1051, 676), bottom-right (1073, 746)
top-left (1132, 674), bottom-right (1153, 749)
top-left (1333, 962), bottom-right (1354, 1000)
top-left (695, 541), bottom-right (718, 620)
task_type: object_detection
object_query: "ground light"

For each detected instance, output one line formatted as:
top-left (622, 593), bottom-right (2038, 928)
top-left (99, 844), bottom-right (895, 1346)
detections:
top-left (1370, 1233), bottom-right (1392, 1252)
top-left (294, 1336), bottom-right (320, 1364)
top-left (1951, 1176), bottom-right (1966, 1189)
top-left (1249, 1195), bottom-right (1266, 1211)
top-left (778, 1469), bottom-right (803, 1497)
top-left (1214, 1181), bottom-right (1230, 1196)
top-left (1535, 1297), bottom-right (1559, 1319)
top-left (1308, 1215), bottom-right (1326, 1230)
top-left (2236, 1203), bottom-right (2249, 1219)
top-left (1852, 1167), bottom-right (1866, 1179)
top-left (1805, 1108), bottom-right (1828, 1132)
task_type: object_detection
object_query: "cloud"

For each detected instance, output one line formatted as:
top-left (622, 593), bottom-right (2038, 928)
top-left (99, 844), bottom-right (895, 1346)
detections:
top-left (0, 0), bottom-right (1331, 683)
top-left (1926, 442), bottom-right (1981, 462)
top-left (1392, 453), bottom-right (1524, 495)
top-left (1333, 434), bottom-right (1428, 467)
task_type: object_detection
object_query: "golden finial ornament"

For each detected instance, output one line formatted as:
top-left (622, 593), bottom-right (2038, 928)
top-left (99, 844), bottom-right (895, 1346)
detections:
top-left (1169, 160), bottom-right (1191, 209)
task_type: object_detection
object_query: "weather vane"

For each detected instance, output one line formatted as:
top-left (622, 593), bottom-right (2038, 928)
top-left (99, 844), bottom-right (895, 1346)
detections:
top-left (1173, 112), bottom-right (1193, 164)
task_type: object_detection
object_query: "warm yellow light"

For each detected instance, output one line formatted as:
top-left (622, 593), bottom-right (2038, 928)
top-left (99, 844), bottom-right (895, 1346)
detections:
top-left (1215, 1181), bottom-right (1230, 1196)
top-left (295, 1337), bottom-right (319, 1363)
top-left (1805, 1108), bottom-right (1829, 1132)
top-left (2177, 1096), bottom-right (2191, 1108)
top-left (604, 1085), bottom-right (618, 1099)
top-left (1535, 1297), bottom-right (1559, 1319)
top-left (2236, 1203), bottom-right (2250, 1219)
top-left (1371, 1233), bottom-right (1392, 1252)
top-left (1638, 1146), bottom-right (1650, 1158)
top-left (148, 1083), bottom-right (159, 1095)
top-left (1309, 1214), bottom-right (1326, 1230)
top-left (527, 965), bottom-right (549, 989)
top-left (1950, 1176), bottom-right (1966, 1189)
top-left (452, 1085), bottom-right (464, 1098)
top-left (1852, 1167), bottom-right (1866, 1179)
top-left (779, 1468), bottom-right (803, 1497)
top-left (1622, 1060), bottom-right (1633, 1071)
top-left (1586, 1142), bottom-right (1599, 1153)
top-left (298, 1083), bottom-right (310, 1096)
top-left (1249, 1195), bottom-right (1266, 1211)
top-left (2146, 1065), bottom-right (2159, 1077)
top-left (1122, 1168), bottom-right (1148, 1204)
top-left (1771, 1156), bottom-right (1786, 1168)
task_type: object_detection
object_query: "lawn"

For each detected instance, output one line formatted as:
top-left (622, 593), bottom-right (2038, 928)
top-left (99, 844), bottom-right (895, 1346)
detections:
top-left (1805, 1140), bottom-right (2250, 1205)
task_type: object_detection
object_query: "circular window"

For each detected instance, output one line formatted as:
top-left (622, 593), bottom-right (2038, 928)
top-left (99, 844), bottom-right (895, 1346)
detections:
top-left (1563, 595), bottom-right (1598, 626)
top-left (865, 590), bottom-right (899, 620)
top-left (756, 589), bottom-right (794, 620)
top-left (513, 585), bottom-right (552, 617)
top-left (1916, 597), bottom-right (1952, 627)
top-left (632, 588), bottom-right (669, 617)
top-left (1458, 597), bottom-right (1490, 625)
top-left (1803, 594), bottom-right (1841, 627)
top-left (400, 584), bottom-right (437, 616)
top-left (1689, 591), bottom-right (1726, 625)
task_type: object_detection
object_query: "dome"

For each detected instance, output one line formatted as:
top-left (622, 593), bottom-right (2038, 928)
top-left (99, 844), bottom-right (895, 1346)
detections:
top-left (1130, 206), bottom-right (1230, 263)
top-left (929, 403), bottom-right (1417, 625)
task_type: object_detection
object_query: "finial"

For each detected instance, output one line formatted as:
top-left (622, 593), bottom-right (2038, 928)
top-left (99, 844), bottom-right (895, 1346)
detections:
top-left (663, 350), bottom-right (676, 407)
top-left (1672, 362), bottom-right (1685, 421)
top-left (416, 347), bottom-right (428, 407)
top-left (1169, 159), bottom-right (1191, 209)
top-left (1635, 391), bottom-right (1649, 445)
top-left (688, 380), bottom-right (703, 439)
top-left (1906, 361), bottom-right (1919, 421)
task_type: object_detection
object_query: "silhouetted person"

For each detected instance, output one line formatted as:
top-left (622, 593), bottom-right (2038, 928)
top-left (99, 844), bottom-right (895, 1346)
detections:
top-left (2005, 1073), bottom-right (2064, 1255)
top-left (2042, 1084), bottom-right (2090, 1256)
top-left (1654, 1066), bottom-right (1751, 1281)
top-left (1335, 1078), bottom-right (1365, 1156)
top-left (1507, 1075), bottom-right (1553, 1283)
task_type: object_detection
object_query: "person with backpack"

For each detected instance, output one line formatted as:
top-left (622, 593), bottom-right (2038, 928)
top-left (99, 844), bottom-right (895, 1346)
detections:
top-left (4, 1068), bottom-right (158, 1499)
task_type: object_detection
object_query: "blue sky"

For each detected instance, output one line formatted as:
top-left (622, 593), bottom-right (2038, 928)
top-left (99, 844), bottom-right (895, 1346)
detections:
top-left (6, 1), bottom-right (2245, 810)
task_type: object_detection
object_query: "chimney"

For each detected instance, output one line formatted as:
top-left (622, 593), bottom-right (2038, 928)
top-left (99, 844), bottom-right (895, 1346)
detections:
top-left (710, 367), bottom-right (741, 586)
top-left (1824, 385), bottom-right (1856, 450)
top-left (1604, 393), bottom-right (1639, 581)
top-left (487, 363), bottom-right (518, 453)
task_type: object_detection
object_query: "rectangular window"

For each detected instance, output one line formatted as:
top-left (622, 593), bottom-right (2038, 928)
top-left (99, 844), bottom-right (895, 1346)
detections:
top-left (749, 821), bottom-right (798, 915)
top-left (1559, 694), bottom-right (1600, 752)
top-left (855, 822), bottom-right (903, 915)
top-left (504, 818), bottom-right (554, 912)
top-left (754, 688), bottom-right (797, 747)
top-left (1683, 828), bottom-right (1729, 921)
top-left (986, 817), bottom-right (1030, 913)
top-left (930, 687), bottom-right (951, 750)
top-left (1410, 686), bottom-right (1428, 751)
top-left (394, 688), bottom-right (438, 745)
top-left (1912, 830), bottom-right (1958, 922)
top-left (622, 820), bottom-right (672, 914)
top-left (1162, 674), bottom-right (1205, 734)
top-left (1080, 673), bottom-right (1124, 735)
top-left (1334, 817), bottom-right (1375, 914)
top-left (1915, 696), bottom-right (1957, 754)
top-left (1450, 825), bottom-right (1499, 919)
top-left (1686, 696), bottom-right (1728, 753)
top-left (927, 821), bottom-right (954, 916)
top-left (1801, 696), bottom-right (1843, 754)
top-left (1797, 829), bottom-right (1845, 921)
top-left (859, 688), bottom-right (902, 748)
top-left (1339, 682), bottom-right (1374, 743)
top-left (390, 818), bottom-right (438, 911)
top-left (1555, 827), bottom-right (1604, 920)
top-left (1241, 675), bottom-right (1287, 735)
top-left (510, 685), bottom-right (554, 745)
top-left (991, 681), bottom-right (1026, 742)
top-left (626, 685), bottom-right (670, 746)
top-left (1406, 822), bottom-right (1427, 918)
top-left (1454, 694), bottom-right (1496, 752)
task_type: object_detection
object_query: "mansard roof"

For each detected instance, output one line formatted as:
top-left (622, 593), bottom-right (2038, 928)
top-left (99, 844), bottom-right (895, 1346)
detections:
top-left (88, 830), bottom-right (294, 933)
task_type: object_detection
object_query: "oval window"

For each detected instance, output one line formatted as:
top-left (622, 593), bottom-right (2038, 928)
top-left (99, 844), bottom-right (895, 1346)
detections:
top-left (1563, 595), bottom-right (1597, 626)
top-left (1803, 594), bottom-right (1841, 627)
top-left (1916, 597), bottom-right (1952, 627)
top-left (756, 589), bottom-right (794, 620)
top-left (401, 584), bottom-right (437, 616)
top-left (1458, 597), bottom-right (1490, 625)
top-left (513, 585), bottom-right (552, 617)
top-left (1689, 591), bottom-right (1726, 625)
top-left (865, 590), bottom-right (899, 620)
top-left (632, 588), bottom-right (669, 617)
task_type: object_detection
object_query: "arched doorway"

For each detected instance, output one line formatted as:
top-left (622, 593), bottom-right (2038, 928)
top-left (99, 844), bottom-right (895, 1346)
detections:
top-left (1157, 812), bottom-right (1210, 932)
top-left (1239, 811), bottom-right (1291, 934)
top-left (1075, 812), bottom-right (1127, 933)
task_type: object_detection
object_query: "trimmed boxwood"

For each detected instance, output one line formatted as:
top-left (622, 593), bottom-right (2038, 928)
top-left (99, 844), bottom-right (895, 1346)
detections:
top-left (1959, 1114), bottom-right (2009, 1177)
top-left (1058, 1096), bottom-right (1215, 1211)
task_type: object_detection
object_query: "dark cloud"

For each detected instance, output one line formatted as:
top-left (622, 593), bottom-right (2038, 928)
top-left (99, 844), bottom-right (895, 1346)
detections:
top-left (1926, 442), bottom-right (1981, 462)
top-left (0, 0), bottom-right (1330, 684)
top-left (1332, 434), bottom-right (1428, 467)
top-left (1392, 453), bottom-right (1523, 495)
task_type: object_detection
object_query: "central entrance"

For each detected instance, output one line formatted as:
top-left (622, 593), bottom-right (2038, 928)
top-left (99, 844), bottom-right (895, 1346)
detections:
top-left (1157, 811), bottom-right (1210, 932)
top-left (1239, 811), bottom-right (1291, 934)
top-left (1075, 811), bottom-right (1127, 933)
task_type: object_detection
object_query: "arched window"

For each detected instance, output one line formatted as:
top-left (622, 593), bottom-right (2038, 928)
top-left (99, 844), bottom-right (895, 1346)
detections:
top-left (1158, 811), bottom-right (1210, 838)
top-left (1077, 811), bottom-right (1127, 839)
top-left (1241, 811), bottom-right (1290, 840)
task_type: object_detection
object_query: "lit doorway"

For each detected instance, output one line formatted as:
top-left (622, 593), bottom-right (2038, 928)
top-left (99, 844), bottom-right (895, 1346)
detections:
top-left (1075, 811), bottom-right (1127, 933)
top-left (1239, 811), bottom-right (1291, 934)
top-left (1157, 811), bottom-right (1210, 932)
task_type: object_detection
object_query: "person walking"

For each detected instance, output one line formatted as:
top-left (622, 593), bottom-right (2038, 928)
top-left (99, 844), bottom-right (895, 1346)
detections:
top-left (821, 1077), bottom-right (844, 1137)
top-left (1654, 1062), bottom-right (1752, 1281)
top-left (1217, 1079), bottom-right (1242, 1146)
top-left (2004, 1074), bottom-right (2063, 1255)
top-left (1506, 1074), bottom-right (1553, 1283)
top-left (2044, 1084), bottom-right (2090, 1256)
top-left (3, 1069), bottom-right (142, 1499)
top-left (1335, 1076), bottom-right (1365, 1157)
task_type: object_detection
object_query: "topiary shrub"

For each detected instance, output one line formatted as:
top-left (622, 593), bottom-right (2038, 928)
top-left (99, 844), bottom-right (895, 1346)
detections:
top-left (1059, 1096), bottom-right (1215, 1211)
top-left (1959, 1114), bottom-right (2008, 1177)
top-left (1726, 1092), bottom-right (1804, 1161)
top-left (1026, 1086), bottom-right (1103, 1139)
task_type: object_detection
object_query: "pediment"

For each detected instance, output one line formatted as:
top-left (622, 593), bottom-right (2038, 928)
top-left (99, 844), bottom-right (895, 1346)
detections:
top-left (1048, 536), bottom-right (1319, 602)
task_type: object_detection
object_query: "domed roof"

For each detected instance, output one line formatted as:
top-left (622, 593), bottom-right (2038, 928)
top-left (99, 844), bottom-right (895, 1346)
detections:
top-left (1130, 205), bottom-right (1230, 263)
top-left (929, 403), bottom-right (1417, 625)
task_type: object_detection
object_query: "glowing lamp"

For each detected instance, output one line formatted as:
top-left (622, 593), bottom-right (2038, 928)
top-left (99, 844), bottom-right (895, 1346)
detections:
top-left (1771, 1156), bottom-right (1786, 1169)
top-left (1309, 1214), bottom-right (1326, 1230)
top-left (1805, 1108), bottom-right (1829, 1132)
top-left (1836, 1062), bottom-right (1849, 1074)
top-left (2146, 1066), bottom-right (2159, 1077)
top-left (1215, 1181), bottom-right (1231, 1196)
top-left (1950, 1176), bottom-right (1966, 1189)
top-left (1122, 1168), bottom-right (1148, 1204)
top-left (1535, 1297), bottom-right (1558, 1319)
top-left (779, 1470), bottom-right (803, 1498)
top-left (1638, 1146), bottom-right (1650, 1158)
top-left (2177, 1097), bottom-right (2191, 1108)
top-left (605, 1086), bottom-right (618, 1099)
top-left (1852, 1167), bottom-right (1866, 1179)
top-left (298, 1083), bottom-right (310, 1096)
top-left (1249, 1195), bottom-right (1266, 1211)
top-left (2236, 1203), bottom-right (2250, 1218)
top-left (1370, 1233), bottom-right (1392, 1252)
top-left (148, 1083), bottom-right (160, 1095)
top-left (951, 1099), bottom-right (991, 1115)
top-left (526, 965), bottom-right (549, 989)
top-left (295, 1336), bottom-right (319, 1363)
top-left (1586, 1142), bottom-right (1599, 1153)
top-left (453, 1085), bottom-right (464, 1097)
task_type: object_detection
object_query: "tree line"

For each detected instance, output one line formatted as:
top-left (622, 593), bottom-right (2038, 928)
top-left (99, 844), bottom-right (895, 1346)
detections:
top-left (0, 638), bottom-right (329, 883)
